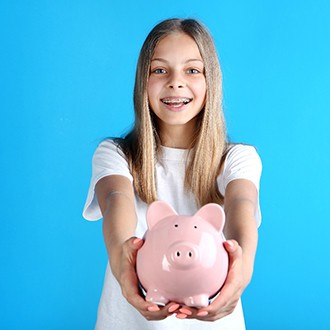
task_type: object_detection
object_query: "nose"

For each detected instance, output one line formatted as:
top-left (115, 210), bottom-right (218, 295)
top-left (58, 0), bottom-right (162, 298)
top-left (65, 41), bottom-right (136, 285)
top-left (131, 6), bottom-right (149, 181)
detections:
top-left (173, 247), bottom-right (195, 261)
top-left (168, 71), bottom-right (185, 89)
top-left (167, 242), bottom-right (199, 269)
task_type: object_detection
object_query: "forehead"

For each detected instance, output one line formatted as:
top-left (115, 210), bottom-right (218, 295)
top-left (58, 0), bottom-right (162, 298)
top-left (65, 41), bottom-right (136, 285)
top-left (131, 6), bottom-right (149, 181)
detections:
top-left (152, 32), bottom-right (203, 61)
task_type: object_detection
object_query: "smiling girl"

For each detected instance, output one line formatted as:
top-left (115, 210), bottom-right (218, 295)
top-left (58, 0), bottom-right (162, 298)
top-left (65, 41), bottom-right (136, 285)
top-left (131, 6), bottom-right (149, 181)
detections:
top-left (83, 18), bottom-right (262, 330)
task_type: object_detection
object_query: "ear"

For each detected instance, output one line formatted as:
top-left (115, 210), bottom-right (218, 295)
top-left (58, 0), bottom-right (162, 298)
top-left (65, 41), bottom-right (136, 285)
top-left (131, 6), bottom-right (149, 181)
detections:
top-left (195, 203), bottom-right (225, 233)
top-left (147, 200), bottom-right (177, 229)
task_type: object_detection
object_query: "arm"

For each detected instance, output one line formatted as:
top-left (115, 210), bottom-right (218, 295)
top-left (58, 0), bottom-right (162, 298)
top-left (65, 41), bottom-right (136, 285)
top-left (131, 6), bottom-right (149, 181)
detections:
top-left (223, 178), bottom-right (258, 288)
top-left (96, 175), bottom-right (137, 281)
top-left (95, 175), bottom-right (179, 320)
top-left (177, 179), bottom-right (259, 321)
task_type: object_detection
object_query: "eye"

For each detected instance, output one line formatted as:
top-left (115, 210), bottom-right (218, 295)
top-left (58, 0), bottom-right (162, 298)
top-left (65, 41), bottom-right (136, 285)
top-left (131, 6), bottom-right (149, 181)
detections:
top-left (194, 225), bottom-right (197, 229)
top-left (187, 68), bottom-right (201, 74)
top-left (151, 68), bottom-right (167, 74)
top-left (174, 224), bottom-right (179, 228)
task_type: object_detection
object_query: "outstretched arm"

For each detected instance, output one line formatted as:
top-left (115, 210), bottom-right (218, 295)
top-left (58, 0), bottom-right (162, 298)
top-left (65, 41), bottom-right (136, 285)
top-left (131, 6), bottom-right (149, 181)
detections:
top-left (177, 178), bottom-right (259, 321)
top-left (223, 178), bottom-right (259, 288)
top-left (95, 175), bottom-right (180, 320)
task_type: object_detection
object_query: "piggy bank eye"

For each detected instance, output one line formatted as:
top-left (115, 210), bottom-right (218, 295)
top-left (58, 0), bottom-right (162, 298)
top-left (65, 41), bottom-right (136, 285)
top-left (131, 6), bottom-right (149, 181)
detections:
top-left (174, 224), bottom-right (179, 228)
top-left (194, 225), bottom-right (197, 229)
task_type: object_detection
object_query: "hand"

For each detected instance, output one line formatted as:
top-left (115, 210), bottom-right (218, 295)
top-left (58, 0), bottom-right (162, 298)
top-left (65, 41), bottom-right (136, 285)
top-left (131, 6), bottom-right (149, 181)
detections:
top-left (176, 240), bottom-right (244, 321)
top-left (117, 237), bottom-right (181, 320)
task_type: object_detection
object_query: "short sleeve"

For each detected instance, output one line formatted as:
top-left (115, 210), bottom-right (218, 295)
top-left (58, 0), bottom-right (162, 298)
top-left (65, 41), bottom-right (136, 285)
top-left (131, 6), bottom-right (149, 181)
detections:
top-left (218, 144), bottom-right (262, 226)
top-left (82, 139), bottom-right (133, 221)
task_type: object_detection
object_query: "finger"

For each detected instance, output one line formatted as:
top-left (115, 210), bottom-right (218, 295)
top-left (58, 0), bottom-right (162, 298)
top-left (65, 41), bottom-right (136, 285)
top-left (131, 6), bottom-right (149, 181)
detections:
top-left (147, 305), bottom-right (161, 312)
top-left (121, 237), bottom-right (143, 269)
top-left (131, 237), bottom-right (144, 249)
top-left (179, 307), bottom-right (193, 316)
top-left (224, 239), bottom-right (240, 255)
top-left (120, 238), bottom-right (149, 306)
top-left (145, 303), bottom-right (178, 321)
top-left (167, 303), bottom-right (181, 313)
top-left (216, 243), bottom-right (243, 302)
top-left (177, 305), bottom-right (202, 319)
top-left (126, 236), bottom-right (144, 255)
top-left (144, 303), bottom-right (182, 321)
top-left (224, 240), bottom-right (243, 281)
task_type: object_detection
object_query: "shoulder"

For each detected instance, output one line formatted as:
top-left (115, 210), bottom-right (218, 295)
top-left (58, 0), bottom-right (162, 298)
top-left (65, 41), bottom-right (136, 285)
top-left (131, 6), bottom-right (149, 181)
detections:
top-left (93, 138), bottom-right (126, 160)
top-left (95, 138), bottom-right (122, 152)
top-left (218, 143), bottom-right (262, 192)
top-left (224, 144), bottom-right (262, 169)
top-left (91, 138), bottom-right (132, 176)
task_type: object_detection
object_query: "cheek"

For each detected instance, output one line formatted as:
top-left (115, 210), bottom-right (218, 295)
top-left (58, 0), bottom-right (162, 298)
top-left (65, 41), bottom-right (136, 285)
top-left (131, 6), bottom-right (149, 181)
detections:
top-left (147, 80), bottom-right (158, 102)
top-left (195, 82), bottom-right (207, 110)
top-left (147, 83), bottom-right (160, 112)
top-left (196, 80), bottom-right (207, 102)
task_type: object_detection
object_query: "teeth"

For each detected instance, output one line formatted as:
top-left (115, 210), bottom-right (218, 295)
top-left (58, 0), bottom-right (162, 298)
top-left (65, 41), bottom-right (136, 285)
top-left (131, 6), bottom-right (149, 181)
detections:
top-left (162, 98), bottom-right (191, 104)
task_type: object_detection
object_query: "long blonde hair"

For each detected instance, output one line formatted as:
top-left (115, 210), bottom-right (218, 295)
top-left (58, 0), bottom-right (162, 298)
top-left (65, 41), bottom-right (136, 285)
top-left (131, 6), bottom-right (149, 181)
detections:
top-left (118, 18), bottom-right (228, 207)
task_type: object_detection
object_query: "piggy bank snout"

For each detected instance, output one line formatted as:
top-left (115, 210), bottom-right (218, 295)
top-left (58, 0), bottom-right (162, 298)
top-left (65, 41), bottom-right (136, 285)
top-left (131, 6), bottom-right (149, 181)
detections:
top-left (167, 242), bottom-right (200, 269)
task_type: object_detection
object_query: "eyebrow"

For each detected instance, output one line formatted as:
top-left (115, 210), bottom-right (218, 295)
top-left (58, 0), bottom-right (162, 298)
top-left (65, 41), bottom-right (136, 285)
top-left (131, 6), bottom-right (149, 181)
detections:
top-left (151, 58), bottom-right (204, 64)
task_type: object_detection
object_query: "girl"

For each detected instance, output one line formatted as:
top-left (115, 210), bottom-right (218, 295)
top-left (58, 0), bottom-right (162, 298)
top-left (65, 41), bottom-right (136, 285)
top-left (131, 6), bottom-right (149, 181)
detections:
top-left (83, 18), bottom-right (262, 330)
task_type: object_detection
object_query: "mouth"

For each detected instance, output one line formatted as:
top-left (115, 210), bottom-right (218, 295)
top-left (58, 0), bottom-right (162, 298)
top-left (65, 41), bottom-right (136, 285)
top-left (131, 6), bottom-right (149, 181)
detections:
top-left (161, 97), bottom-right (192, 107)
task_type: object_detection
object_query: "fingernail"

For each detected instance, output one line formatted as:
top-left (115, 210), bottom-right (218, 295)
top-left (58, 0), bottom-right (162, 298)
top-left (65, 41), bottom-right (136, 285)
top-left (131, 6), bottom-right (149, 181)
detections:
top-left (133, 238), bottom-right (142, 245)
top-left (176, 313), bottom-right (187, 319)
top-left (168, 304), bottom-right (180, 313)
top-left (179, 308), bottom-right (192, 315)
top-left (197, 311), bottom-right (209, 317)
top-left (226, 240), bottom-right (234, 247)
top-left (148, 305), bottom-right (160, 312)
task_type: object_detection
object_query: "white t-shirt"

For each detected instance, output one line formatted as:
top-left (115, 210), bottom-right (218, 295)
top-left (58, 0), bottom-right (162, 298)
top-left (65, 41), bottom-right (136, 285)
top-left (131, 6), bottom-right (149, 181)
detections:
top-left (83, 139), bottom-right (262, 330)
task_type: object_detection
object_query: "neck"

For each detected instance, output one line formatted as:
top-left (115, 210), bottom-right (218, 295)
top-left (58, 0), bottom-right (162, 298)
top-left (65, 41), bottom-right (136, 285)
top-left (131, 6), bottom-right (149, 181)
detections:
top-left (158, 121), bottom-right (197, 149)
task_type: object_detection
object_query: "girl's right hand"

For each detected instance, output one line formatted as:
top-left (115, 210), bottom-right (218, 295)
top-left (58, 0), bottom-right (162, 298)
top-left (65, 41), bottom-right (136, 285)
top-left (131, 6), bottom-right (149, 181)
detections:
top-left (118, 237), bottom-right (181, 320)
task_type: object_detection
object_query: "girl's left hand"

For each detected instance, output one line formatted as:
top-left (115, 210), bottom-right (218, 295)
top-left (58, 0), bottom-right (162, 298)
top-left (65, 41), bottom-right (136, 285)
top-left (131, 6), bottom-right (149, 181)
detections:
top-left (176, 240), bottom-right (244, 321)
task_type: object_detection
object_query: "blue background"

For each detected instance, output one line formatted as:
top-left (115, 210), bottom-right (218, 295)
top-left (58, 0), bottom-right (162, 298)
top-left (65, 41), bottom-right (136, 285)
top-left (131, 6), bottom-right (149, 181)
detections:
top-left (1, 0), bottom-right (329, 329)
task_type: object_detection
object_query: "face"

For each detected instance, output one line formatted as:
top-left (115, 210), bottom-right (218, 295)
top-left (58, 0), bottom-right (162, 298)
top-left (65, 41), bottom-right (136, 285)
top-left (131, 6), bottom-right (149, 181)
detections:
top-left (147, 32), bottom-right (206, 137)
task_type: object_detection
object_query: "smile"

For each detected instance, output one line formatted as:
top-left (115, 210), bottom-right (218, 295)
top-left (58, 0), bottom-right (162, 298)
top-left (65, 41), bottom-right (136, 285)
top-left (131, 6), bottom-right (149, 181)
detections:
top-left (161, 97), bottom-right (192, 106)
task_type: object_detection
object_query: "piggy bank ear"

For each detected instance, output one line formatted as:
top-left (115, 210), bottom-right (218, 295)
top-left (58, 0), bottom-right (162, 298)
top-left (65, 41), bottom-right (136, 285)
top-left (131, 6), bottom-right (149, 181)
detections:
top-left (195, 203), bottom-right (225, 233)
top-left (147, 201), bottom-right (177, 229)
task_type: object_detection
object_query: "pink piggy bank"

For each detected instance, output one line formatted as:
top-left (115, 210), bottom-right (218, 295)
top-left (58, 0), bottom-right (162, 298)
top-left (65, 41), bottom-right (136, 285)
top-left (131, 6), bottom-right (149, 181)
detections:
top-left (136, 201), bottom-right (228, 308)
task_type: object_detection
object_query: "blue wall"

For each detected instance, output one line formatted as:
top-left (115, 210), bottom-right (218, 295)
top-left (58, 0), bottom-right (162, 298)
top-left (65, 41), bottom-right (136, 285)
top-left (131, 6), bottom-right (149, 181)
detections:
top-left (1, 1), bottom-right (329, 329)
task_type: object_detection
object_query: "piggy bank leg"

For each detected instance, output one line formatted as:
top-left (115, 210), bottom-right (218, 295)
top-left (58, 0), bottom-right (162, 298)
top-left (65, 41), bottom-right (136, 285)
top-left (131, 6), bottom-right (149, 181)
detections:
top-left (184, 294), bottom-right (209, 308)
top-left (146, 287), bottom-right (169, 306)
